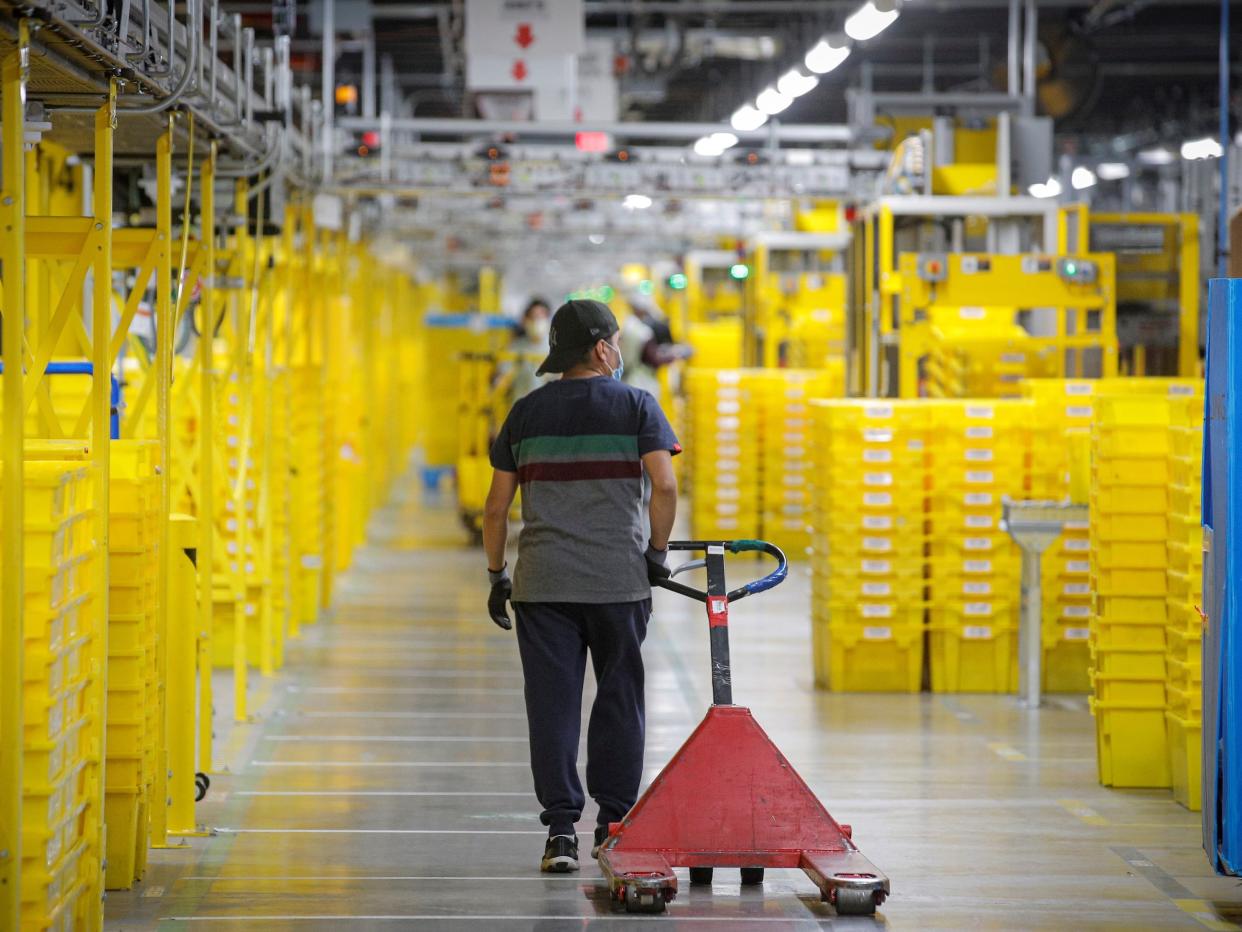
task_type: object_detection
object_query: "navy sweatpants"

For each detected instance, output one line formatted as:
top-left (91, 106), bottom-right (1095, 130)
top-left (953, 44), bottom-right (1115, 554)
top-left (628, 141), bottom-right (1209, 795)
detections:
top-left (513, 599), bottom-right (651, 837)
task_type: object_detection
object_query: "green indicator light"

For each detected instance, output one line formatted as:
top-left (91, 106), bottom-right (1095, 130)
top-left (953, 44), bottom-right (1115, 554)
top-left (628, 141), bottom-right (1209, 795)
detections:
top-left (600, 285), bottom-right (615, 301)
top-left (730, 263), bottom-right (750, 280)
top-left (638, 279), bottom-right (654, 295)
top-left (668, 273), bottom-right (688, 290)
top-left (1065, 262), bottom-right (1077, 275)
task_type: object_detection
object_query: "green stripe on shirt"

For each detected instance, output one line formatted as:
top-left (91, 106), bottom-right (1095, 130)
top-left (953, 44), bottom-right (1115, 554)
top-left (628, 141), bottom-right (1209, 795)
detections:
top-left (513, 433), bottom-right (639, 466)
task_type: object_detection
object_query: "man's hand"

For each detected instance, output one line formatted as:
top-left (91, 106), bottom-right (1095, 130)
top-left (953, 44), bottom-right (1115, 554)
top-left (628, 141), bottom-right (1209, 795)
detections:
top-left (488, 566), bottom-right (513, 631)
top-left (645, 542), bottom-right (670, 587)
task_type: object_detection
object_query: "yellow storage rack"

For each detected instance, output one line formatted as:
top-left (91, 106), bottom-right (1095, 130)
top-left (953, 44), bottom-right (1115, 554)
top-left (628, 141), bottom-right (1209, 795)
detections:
top-left (808, 400), bottom-right (930, 692)
top-left (926, 400), bottom-right (1030, 693)
top-left (684, 369), bottom-right (762, 541)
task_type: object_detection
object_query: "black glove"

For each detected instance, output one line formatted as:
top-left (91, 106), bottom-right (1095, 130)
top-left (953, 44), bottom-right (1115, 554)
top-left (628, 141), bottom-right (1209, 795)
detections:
top-left (645, 543), bottom-right (670, 587)
top-left (488, 566), bottom-right (513, 631)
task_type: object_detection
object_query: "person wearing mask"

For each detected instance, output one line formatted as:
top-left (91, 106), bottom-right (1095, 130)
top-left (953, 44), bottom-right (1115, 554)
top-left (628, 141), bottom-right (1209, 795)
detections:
top-left (509, 298), bottom-right (553, 399)
top-left (481, 299), bottom-right (681, 873)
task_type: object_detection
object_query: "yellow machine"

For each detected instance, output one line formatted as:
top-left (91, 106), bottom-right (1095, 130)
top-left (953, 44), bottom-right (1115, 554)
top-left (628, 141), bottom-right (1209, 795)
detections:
top-left (683, 250), bottom-right (746, 326)
top-left (744, 231), bottom-right (851, 370)
top-left (896, 252), bottom-right (1118, 397)
top-left (1059, 206), bottom-right (1199, 376)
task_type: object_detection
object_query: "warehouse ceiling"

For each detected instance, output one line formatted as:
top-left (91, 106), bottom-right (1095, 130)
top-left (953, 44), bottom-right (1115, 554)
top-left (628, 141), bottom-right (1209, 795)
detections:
top-left (253, 0), bottom-right (1233, 150)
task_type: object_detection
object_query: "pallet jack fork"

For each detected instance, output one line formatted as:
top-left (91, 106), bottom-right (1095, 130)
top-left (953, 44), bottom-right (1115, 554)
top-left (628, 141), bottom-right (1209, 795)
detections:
top-left (597, 540), bottom-right (891, 915)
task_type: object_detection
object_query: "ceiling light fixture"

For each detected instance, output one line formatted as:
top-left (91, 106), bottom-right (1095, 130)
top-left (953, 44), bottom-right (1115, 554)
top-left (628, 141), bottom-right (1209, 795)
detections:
top-left (1071, 167), bottom-right (1097, 190)
top-left (1096, 162), bottom-right (1131, 181)
top-left (623, 194), bottom-right (653, 210)
top-left (1137, 146), bottom-right (1176, 166)
top-left (844, 1), bottom-right (900, 42)
top-left (1181, 136), bottom-right (1223, 160)
top-left (804, 37), bottom-right (851, 74)
top-left (730, 104), bottom-right (768, 132)
top-left (776, 68), bottom-right (819, 99)
top-left (755, 85), bottom-right (793, 115)
top-left (693, 136), bottom-right (724, 157)
top-left (1028, 176), bottom-right (1062, 199)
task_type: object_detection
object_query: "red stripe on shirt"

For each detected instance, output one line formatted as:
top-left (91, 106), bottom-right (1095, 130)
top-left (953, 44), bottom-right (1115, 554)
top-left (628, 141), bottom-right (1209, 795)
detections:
top-left (517, 460), bottom-right (643, 483)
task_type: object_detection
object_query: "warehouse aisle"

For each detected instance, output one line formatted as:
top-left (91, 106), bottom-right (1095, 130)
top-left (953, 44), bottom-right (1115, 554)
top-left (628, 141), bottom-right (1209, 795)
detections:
top-left (103, 475), bottom-right (1242, 931)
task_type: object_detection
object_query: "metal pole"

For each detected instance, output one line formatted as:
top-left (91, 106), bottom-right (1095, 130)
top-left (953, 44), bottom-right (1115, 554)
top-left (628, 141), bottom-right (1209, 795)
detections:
top-left (1018, 548), bottom-right (1043, 708)
top-left (1219, 0), bottom-right (1230, 279)
top-left (1023, 0), bottom-right (1037, 116)
top-left (363, 35), bottom-right (377, 120)
top-left (0, 21), bottom-right (29, 929)
top-left (197, 143), bottom-right (216, 775)
top-left (1007, 0), bottom-right (1020, 97)
top-left (321, 0), bottom-right (335, 182)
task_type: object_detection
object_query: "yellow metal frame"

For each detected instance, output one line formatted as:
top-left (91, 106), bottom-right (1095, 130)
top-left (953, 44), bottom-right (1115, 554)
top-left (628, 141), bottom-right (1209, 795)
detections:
top-left (896, 253), bottom-right (1119, 397)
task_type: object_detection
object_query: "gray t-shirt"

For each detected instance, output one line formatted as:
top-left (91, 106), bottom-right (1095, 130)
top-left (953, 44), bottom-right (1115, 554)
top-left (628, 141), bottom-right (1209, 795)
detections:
top-left (490, 376), bottom-right (681, 603)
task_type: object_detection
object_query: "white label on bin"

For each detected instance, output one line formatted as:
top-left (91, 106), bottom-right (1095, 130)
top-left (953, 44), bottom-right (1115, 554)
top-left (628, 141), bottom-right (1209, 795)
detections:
top-left (864, 428), bottom-right (894, 443)
top-left (863, 516), bottom-right (894, 530)
top-left (863, 626), bottom-right (892, 640)
top-left (1065, 520), bottom-right (1089, 532)
top-left (966, 515), bottom-right (994, 529)
top-left (965, 493), bottom-right (994, 506)
top-left (784, 475), bottom-right (807, 487)
top-left (716, 459), bottom-right (741, 472)
top-left (1065, 383), bottom-right (1093, 396)
top-left (964, 560), bottom-right (993, 573)
top-left (1064, 582), bottom-right (1090, 596)
top-left (864, 449), bottom-right (893, 463)
top-left (864, 472), bottom-right (894, 486)
top-left (862, 560), bottom-right (892, 573)
top-left (966, 405), bottom-right (995, 419)
top-left (1066, 560), bottom-right (1090, 574)
top-left (908, 439), bottom-right (925, 451)
top-left (714, 504), bottom-right (740, 516)
top-left (1001, 353), bottom-right (1027, 364)
top-left (717, 401), bottom-right (741, 415)
top-left (1169, 384), bottom-right (1195, 397)
top-left (782, 504), bottom-right (806, 516)
top-left (716, 487), bottom-right (741, 501)
top-left (963, 581), bottom-right (993, 596)
top-left (784, 446), bottom-right (806, 458)
top-left (964, 602), bottom-right (993, 616)
top-left (862, 603), bottom-right (894, 618)
top-left (963, 625), bottom-right (993, 639)
top-left (1062, 605), bottom-right (1091, 619)
top-left (966, 426), bottom-right (994, 440)
top-left (966, 470), bottom-right (994, 484)
top-left (863, 537), bottom-right (893, 552)
top-left (301, 555), bottom-right (323, 570)
top-left (966, 449), bottom-right (994, 462)
top-left (865, 405), bottom-right (893, 419)
top-left (717, 371), bottom-right (741, 384)
top-left (965, 537), bottom-right (994, 551)
top-left (1064, 538), bottom-right (1091, 552)
top-left (959, 306), bottom-right (986, 320)
top-left (1064, 627), bottom-right (1090, 640)
top-left (862, 582), bottom-right (892, 596)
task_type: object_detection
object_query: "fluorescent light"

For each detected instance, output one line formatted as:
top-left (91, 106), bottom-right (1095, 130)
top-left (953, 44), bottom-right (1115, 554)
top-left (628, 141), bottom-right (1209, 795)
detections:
top-left (1028, 176), bottom-right (1062, 199)
top-left (1137, 146), bottom-right (1175, 166)
top-left (1097, 162), bottom-right (1131, 181)
top-left (805, 37), bottom-right (851, 74)
top-left (730, 104), bottom-right (768, 132)
top-left (1071, 167), bottom-right (1097, 190)
top-left (1181, 136), bottom-right (1223, 160)
top-left (845, 1), bottom-right (899, 42)
top-left (693, 136), bottom-right (721, 157)
top-left (623, 194), bottom-right (653, 210)
top-left (777, 69), bottom-right (819, 99)
top-left (755, 86), bottom-right (792, 115)
top-left (710, 131), bottom-right (739, 150)
top-left (588, 234), bottom-right (606, 245)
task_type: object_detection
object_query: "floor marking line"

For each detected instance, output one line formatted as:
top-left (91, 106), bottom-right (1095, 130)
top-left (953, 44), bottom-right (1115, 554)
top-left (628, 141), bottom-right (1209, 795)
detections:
top-left (160, 915), bottom-right (831, 923)
top-left (250, 760), bottom-right (531, 767)
top-left (1172, 899), bottom-right (1242, 932)
top-left (264, 735), bottom-right (529, 743)
top-left (1112, 846), bottom-right (1241, 931)
top-left (288, 686), bottom-right (525, 696)
top-left (215, 828), bottom-right (554, 835)
top-left (987, 742), bottom-right (1027, 761)
top-left (294, 711), bottom-right (528, 720)
top-left (234, 791), bottom-right (535, 797)
top-left (179, 876), bottom-right (584, 882)
top-left (1057, 798), bottom-right (1109, 826)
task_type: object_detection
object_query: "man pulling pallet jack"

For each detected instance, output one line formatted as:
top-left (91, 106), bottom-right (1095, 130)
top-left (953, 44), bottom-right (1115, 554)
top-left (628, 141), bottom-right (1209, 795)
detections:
top-left (483, 299), bottom-right (889, 915)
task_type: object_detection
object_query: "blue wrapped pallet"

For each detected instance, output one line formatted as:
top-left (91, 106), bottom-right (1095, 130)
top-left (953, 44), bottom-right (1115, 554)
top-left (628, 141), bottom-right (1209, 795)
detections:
top-left (1205, 278), bottom-right (1242, 873)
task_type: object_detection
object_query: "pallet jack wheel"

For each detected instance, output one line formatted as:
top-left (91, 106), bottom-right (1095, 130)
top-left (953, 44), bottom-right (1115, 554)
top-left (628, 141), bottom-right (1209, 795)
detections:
top-left (834, 887), bottom-right (878, 916)
top-left (195, 772), bottom-right (210, 802)
top-left (689, 867), bottom-right (714, 885)
top-left (739, 867), bottom-right (764, 886)
top-left (623, 884), bottom-right (667, 914)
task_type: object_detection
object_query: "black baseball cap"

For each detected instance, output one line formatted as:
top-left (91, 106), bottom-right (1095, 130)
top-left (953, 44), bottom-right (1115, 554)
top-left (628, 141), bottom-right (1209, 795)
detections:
top-left (535, 299), bottom-right (620, 376)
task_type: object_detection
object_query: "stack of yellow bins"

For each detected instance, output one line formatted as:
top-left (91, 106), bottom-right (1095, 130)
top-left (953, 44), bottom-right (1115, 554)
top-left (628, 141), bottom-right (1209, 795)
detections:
top-left (103, 440), bottom-right (160, 889)
top-left (808, 400), bottom-right (929, 692)
top-left (16, 460), bottom-right (98, 930)
top-left (291, 364), bottom-right (326, 625)
top-left (1166, 389), bottom-right (1205, 810)
top-left (214, 373), bottom-right (261, 667)
top-left (926, 401), bottom-right (1030, 692)
top-left (1089, 392), bottom-right (1172, 788)
top-left (685, 369), bottom-right (761, 541)
top-left (756, 369), bottom-right (837, 556)
top-left (268, 368), bottom-right (295, 649)
top-left (1023, 379), bottom-right (1097, 692)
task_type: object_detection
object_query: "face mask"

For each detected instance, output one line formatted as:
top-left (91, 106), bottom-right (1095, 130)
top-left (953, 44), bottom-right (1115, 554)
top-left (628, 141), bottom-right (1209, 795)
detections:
top-left (606, 341), bottom-right (625, 381)
top-left (528, 319), bottom-right (550, 343)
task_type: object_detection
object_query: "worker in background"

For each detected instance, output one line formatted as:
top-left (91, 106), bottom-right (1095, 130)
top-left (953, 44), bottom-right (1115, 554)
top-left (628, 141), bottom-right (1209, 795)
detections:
top-left (482, 299), bottom-right (681, 874)
top-left (507, 297), bottom-right (553, 399)
top-left (618, 294), bottom-right (693, 395)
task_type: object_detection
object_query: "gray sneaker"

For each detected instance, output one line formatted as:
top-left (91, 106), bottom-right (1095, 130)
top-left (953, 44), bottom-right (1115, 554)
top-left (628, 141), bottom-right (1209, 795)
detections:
top-left (541, 834), bottom-right (580, 873)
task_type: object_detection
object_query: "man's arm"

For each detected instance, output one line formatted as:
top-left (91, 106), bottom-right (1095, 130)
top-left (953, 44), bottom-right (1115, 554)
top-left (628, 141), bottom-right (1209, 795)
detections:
top-left (642, 450), bottom-right (677, 551)
top-left (483, 469), bottom-right (519, 571)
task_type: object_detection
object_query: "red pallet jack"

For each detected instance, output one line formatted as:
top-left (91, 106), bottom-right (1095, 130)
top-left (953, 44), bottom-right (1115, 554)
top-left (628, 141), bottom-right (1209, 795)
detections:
top-left (597, 539), bottom-right (891, 915)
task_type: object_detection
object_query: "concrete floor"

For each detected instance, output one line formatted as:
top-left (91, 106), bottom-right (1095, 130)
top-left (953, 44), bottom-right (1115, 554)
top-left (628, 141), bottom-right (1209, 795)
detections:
top-left (104, 478), bottom-right (1242, 931)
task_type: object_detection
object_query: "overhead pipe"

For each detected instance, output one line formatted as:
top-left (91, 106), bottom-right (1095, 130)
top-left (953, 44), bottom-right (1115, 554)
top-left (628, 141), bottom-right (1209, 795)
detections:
top-left (148, 0), bottom-right (177, 77)
top-left (125, 0), bottom-right (153, 64)
top-left (1007, 0), bottom-right (1020, 97)
top-left (243, 28), bottom-right (256, 126)
top-left (66, 0), bottom-right (106, 26)
top-left (1022, 0), bottom-right (1038, 116)
top-left (207, 0), bottom-right (219, 116)
top-left (1218, 0), bottom-right (1230, 278)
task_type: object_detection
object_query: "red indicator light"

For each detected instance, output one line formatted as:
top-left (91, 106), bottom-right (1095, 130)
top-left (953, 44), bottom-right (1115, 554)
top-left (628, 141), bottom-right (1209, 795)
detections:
top-left (575, 132), bottom-right (610, 153)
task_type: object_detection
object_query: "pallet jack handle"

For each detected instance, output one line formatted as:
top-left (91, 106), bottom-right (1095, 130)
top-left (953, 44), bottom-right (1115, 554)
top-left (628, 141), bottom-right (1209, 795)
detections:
top-left (655, 539), bottom-right (788, 706)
